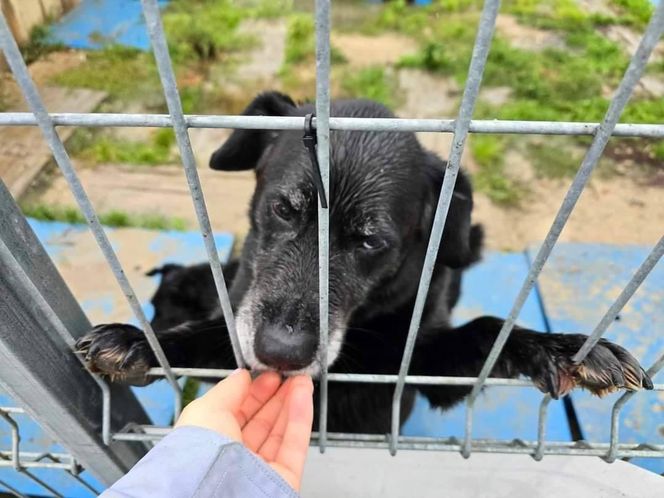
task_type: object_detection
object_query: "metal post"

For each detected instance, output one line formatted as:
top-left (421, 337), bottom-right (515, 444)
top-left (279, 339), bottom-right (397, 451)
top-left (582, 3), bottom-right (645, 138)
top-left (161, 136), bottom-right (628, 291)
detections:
top-left (140, 0), bottom-right (245, 369)
top-left (0, 181), bottom-right (150, 485)
top-left (462, 0), bottom-right (664, 459)
top-left (390, 0), bottom-right (501, 456)
top-left (314, 0), bottom-right (331, 453)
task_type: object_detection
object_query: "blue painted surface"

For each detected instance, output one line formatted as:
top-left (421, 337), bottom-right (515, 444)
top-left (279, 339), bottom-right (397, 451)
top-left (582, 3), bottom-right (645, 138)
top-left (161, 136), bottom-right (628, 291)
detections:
top-left (0, 395), bottom-right (104, 497)
top-left (532, 243), bottom-right (664, 475)
top-left (402, 251), bottom-right (571, 443)
top-left (1, 220), bottom-right (233, 495)
top-left (49, 0), bottom-right (170, 50)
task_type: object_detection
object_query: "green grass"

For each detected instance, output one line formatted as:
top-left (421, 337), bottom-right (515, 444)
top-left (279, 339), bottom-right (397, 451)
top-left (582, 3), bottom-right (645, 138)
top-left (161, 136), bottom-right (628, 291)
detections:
top-left (51, 45), bottom-right (162, 103)
top-left (527, 141), bottom-right (582, 179)
top-left (77, 129), bottom-right (177, 166)
top-left (279, 13), bottom-right (346, 76)
top-left (21, 203), bottom-right (188, 231)
top-left (340, 66), bottom-right (398, 109)
top-left (470, 136), bottom-right (526, 206)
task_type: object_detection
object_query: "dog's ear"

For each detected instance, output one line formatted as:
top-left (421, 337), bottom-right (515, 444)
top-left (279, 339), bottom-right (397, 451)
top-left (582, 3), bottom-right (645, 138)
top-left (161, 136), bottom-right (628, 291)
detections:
top-left (423, 154), bottom-right (483, 269)
top-left (209, 91), bottom-right (297, 171)
top-left (145, 263), bottom-right (184, 277)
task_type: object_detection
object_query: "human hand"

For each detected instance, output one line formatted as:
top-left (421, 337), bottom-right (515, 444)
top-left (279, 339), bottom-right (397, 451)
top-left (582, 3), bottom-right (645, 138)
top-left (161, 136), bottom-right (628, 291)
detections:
top-left (175, 369), bottom-right (314, 491)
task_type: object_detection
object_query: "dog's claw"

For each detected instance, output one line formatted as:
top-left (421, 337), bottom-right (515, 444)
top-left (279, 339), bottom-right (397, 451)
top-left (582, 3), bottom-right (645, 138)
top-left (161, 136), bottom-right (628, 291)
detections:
top-left (532, 334), bottom-right (652, 399)
top-left (75, 323), bottom-right (155, 386)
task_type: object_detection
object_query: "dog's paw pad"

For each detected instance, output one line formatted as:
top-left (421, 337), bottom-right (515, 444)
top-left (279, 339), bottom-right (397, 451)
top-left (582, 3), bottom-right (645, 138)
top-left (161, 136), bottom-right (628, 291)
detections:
top-left (75, 324), bottom-right (154, 385)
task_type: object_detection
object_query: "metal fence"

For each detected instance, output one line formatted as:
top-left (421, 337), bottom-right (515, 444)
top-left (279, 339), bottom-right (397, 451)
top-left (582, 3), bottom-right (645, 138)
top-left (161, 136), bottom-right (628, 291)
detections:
top-left (0, 0), bottom-right (664, 490)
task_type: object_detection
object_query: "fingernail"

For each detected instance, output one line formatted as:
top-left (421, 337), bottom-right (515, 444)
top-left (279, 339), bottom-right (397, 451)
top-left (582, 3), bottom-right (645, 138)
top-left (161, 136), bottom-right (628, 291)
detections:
top-left (230, 368), bottom-right (243, 377)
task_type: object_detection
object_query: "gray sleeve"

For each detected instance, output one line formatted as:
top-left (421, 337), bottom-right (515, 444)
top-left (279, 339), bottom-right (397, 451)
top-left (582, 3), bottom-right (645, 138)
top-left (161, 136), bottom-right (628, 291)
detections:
top-left (101, 426), bottom-right (299, 498)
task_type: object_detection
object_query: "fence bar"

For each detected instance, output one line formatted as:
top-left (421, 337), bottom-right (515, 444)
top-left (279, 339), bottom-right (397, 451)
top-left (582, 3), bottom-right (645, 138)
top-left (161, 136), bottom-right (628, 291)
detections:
top-left (314, 0), bottom-right (331, 453)
top-left (607, 350), bottom-right (664, 462)
top-left (140, 0), bottom-right (244, 370)
top-left (145, 367), bottom-right (664, 391)
top-left (111, 428), bottom-right (664, 458)
top-left (390, 0), bottom-right (501, 456)
top-left (572, 235), bottom-right (664, 364)
top-left (533, 395), bottom-right (552, 461)
top-left (462, 0), bottom-right (664, 459)
top-left (3, 113), bottom-right (664, 138)
top-left (0, 180), bottom-right (150, 484)
top-left (0, 10), bottom-right (183, 415)
top-left (36, 453), bottom-right (101, 495)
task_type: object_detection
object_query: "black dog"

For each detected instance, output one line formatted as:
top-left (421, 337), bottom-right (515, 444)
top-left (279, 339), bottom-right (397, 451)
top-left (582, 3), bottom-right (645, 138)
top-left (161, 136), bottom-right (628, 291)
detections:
top-left (77, 92), bottom-right (652, 433)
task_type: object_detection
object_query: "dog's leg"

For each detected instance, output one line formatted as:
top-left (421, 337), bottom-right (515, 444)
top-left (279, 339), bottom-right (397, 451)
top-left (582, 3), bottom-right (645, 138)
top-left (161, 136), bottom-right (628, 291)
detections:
top-left (75, 318), bottom-right (236, 385)
top-left (412, 316), bottom-right (653, 410)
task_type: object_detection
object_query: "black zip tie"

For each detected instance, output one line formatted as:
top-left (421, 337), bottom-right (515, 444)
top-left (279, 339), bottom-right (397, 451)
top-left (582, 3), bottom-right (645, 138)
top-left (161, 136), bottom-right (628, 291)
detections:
top-left (303, 113), bottom-right (328, 209)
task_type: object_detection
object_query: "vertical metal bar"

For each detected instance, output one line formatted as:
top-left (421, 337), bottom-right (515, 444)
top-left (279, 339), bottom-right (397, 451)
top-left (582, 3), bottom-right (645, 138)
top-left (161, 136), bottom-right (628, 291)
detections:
top-left (390, 0), bottom-right (501, 456)
top-left (0, 181), bottom-right (150, 484)
top-left (462, 0), bottom-right (664, 458)
top-left (140, 0), bottom-right (244, 370)
top-left (314, 0), bottom-right (331, 453)
top-left (533, 395), bottom-right (552, 461)
top-left (607, 351), bottom-right (664, 462)
top-left (572, 235), bottom-right (664, 363)
top-left (0, 10), bottom-right (183, 415)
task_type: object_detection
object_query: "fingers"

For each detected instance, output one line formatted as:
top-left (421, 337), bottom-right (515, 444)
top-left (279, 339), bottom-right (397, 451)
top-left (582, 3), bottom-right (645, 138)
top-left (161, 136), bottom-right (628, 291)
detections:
top-left (199, 368), bottom-right (252, 411)
top-left (258, 376), bottom-right (313, 462)
top-left (235, 371), bottom-right (282, 427)
top-left (241, 376), bottom-right (294, 452)
top-left (269, 376), bottom-right (314, 491)
top-left (175, 369), bottom-right (252, 441)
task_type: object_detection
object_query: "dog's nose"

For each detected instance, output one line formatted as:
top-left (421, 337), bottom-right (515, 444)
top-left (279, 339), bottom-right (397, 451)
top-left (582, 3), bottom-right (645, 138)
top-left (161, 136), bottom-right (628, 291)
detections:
top-left (254, 324), bottom-right (318, 371)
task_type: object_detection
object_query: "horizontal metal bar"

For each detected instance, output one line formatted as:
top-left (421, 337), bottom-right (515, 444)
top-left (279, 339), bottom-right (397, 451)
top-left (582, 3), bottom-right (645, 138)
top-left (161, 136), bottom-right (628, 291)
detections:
top-left (146, 367), bottom-right (664, 390)
top-left (2, 113), bottom-right (664, 137)
top-left (110, 427), bottom-right (664, 458)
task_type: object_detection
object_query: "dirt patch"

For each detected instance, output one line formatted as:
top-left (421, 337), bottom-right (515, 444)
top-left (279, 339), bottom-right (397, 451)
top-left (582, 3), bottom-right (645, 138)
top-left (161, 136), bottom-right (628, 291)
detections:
top-left (31, 162), bottom-right (256, 238)
top-left (601, 25), bottom-right (664, 62)
top-left (332, 32), bottom-right (418, 67)
top-left (473, 175), bottom-right (664, 251)
top-left (495, 14), bottom-right (565, 51)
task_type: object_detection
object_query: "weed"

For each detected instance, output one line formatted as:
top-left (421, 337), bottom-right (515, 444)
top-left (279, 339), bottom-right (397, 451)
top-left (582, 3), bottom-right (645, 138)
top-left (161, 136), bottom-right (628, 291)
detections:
top-left (527, 141), bottom-right (582, 179)
top-left (470, 135), bottom-right (527, 206)
top-left (20, 23), bottom-right (66, 64)
top-left (77, 129), bottom-right (176, 166)
top-left (21, 203), bottom-right (188, 231)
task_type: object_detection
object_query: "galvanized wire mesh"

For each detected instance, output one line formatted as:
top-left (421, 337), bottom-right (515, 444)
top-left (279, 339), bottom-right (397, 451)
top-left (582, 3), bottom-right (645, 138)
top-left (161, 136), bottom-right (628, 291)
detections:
top-left (0, 0), bottom-right (663, 490)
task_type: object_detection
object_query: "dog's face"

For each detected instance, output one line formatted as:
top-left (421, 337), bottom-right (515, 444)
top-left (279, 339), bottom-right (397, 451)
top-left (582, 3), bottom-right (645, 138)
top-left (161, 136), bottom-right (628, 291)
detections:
top-left (211, 92), bottom-right (477, 376)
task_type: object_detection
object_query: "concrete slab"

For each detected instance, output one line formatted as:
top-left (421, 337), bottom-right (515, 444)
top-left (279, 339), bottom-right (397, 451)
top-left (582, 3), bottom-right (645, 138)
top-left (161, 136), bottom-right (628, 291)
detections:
top-left (532, 243), bottom-right (664, 474)
top-left (0, 86), bottom-right (107, 197)
top-left (301, 446), bottom-right (664, 497)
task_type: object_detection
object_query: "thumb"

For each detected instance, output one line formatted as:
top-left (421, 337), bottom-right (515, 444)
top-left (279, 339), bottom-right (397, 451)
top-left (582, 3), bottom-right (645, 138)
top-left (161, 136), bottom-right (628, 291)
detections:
top-left (201, 368), bottom-right (252, 412)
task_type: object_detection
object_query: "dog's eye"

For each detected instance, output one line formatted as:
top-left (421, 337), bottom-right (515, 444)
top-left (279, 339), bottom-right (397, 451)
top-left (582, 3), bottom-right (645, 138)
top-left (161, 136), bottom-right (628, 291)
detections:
top-left (272, 200), bottom-right (294, 221)
top-left (360, 235), bottom-right (387, 252)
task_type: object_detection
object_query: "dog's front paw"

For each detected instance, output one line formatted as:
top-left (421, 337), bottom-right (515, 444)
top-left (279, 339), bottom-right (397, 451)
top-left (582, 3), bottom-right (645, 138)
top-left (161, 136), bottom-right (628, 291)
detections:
top-left (75, 324), bottom-right (155, 385)
top-left (532, 334), bottom-right (653, 399)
